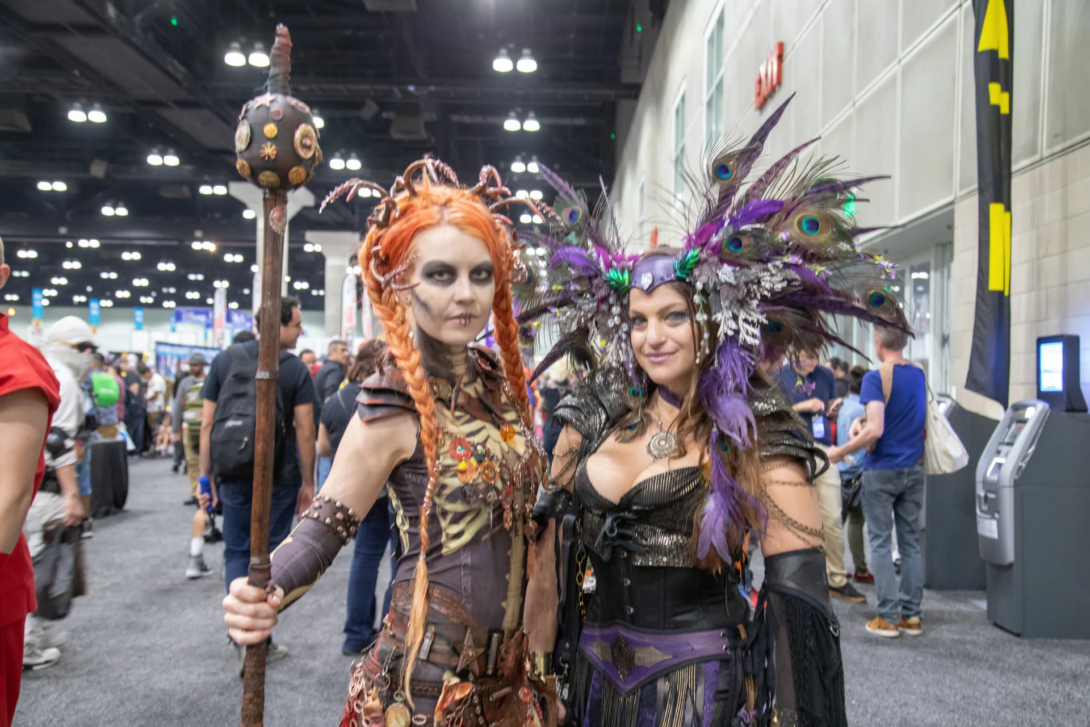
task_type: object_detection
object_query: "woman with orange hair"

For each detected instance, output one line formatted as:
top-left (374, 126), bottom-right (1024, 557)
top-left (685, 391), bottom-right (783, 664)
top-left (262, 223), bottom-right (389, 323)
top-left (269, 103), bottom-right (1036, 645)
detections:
top-left (222, 159), bottom-right (549, 727)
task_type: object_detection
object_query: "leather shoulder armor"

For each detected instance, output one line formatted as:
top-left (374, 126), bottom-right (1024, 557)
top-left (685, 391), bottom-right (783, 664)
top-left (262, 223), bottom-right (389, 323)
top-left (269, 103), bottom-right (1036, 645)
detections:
top-left (357, 367), bottom-right (415, 422)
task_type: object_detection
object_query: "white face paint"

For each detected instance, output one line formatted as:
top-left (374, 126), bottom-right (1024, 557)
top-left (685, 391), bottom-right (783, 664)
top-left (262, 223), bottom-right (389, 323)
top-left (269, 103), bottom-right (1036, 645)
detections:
top-left (404, 225), bottom-right (496, 348)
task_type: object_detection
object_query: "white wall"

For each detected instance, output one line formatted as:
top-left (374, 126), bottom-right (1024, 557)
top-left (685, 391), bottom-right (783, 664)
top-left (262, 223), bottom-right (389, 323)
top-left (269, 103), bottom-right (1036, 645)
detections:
top-left (613, 0), bottom-right (1090, 412)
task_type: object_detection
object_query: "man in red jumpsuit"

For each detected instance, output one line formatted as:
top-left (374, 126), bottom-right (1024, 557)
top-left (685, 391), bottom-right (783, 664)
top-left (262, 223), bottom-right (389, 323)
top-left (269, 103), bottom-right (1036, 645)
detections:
top-left (0, 237), bottom-right (60, 727)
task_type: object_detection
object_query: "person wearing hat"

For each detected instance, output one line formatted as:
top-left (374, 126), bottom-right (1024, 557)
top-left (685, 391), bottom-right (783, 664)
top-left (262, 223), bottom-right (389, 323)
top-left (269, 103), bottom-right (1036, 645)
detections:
top-left (174, 353), bottom-right (215, 579)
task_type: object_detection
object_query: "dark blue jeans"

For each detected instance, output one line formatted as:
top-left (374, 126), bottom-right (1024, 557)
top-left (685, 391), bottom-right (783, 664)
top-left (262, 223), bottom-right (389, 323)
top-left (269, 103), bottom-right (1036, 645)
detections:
top-left (861, 466), bottom-right (925, 623)
top-left (217, 480), bottom-right (299, 594)
top-left (343, 497), bottom-right (396, 653)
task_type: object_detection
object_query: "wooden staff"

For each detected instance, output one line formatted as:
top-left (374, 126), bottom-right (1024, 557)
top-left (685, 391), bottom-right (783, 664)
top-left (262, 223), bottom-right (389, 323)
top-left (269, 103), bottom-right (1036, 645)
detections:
top-left (240, 187), bottom-right (286, 726)
top-left (232, 24), bottom-right (321, 726)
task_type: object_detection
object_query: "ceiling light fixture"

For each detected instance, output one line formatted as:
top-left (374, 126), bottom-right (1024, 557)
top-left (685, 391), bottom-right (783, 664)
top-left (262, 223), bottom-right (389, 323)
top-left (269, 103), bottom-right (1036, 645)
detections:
top-left (243, 209), bottom-right (256, 220)
top-left (68, 103), bottom-right (87, 123)
top-left (312, 110), bottom-right (325, 129)
top-left (519, 213), bottom-right (532, 224)
top-left (147, 149), bottom-right (164, 166)
top-left (50, 277), bottom-right (68, 285)
top-left (527, 157), bottom-right (540, 174)
top-left (163, 150), bottom-right (180, 166)
top-left (199, 184), bottom-right (213, 195)
top-left (522, 112), bottom-right (540, 132)
top-left (492, 48), bottom-right (513, 73)
top-left (511, 157), bottom-right (526, 174)
top-left (163, 300), bottom-right (176, 308)
top-left (114, 204), bottom-right (129, 216)
top-left (37, 181), bottom-right (52, 191)
top-left (52, 181), bottom-right (68, 192)
top-left (248, 42), bottom-right (270, 68)
top-left (517, 48), bottom-right (537, 73)
top-left (100, 300), bottom-right (113, 307)
top-left (533, 215), bottom-right (543, 224)
top-left (346, 153), bottom-right (362, 171)
top-left (329, 153), bottom-right (346, 171)
top-left (529, 190), bottom-right (543, 200)
top-left (224, 41), bottom-right (246, 67)
top-left (504, 112), bottom-right (521, 132)
top-left (515, 189), bottom-right (529, 199)
top-left (101, 203), bottom-right (115, 216)
top-left (88, 103), bottom-right (107, 123)
top-left (213, 184), bottom-right (227, 195)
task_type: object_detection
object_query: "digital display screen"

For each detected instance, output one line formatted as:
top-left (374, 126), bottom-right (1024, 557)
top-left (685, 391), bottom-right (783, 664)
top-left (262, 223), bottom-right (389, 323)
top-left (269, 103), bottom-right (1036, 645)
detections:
top-left (1039, 341), bottom-right (1064, 393)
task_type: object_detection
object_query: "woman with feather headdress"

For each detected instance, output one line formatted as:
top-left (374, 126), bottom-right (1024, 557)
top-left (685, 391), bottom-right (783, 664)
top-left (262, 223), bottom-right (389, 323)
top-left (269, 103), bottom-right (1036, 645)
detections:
top-left (520, 95), bottom-right (909, 727)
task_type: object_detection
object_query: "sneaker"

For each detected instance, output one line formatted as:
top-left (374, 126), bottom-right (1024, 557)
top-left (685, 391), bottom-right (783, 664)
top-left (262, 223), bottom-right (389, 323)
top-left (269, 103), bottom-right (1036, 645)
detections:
top-left (172, 462), bottom-right (180, 473)
top-left (81, 518), bottom-right (94, 540)
top-left (853, 571), bottom-right (875, 584)
top-left (204, 525), bottom-right (223, 544)
top-left (185, 554), bottom-right (213, 579)
top-left (866, 617), bottom-right (901, 638)
top-left (899, 616), bottom-right (923, 636)
top-left (38, 624), bottom-right (69, 650)
top-left (23, 646), bottom-right (61, 671)
top-left (829, 582), bottom-right (867, 604)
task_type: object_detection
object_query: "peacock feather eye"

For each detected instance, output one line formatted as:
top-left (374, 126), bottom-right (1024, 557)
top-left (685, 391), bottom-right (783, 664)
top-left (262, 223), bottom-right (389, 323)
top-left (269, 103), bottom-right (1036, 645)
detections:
top-left (727, 236), bottom-right (745, 252)
top-left (628, 385), bottom-right (644, 399)
top-left (868, 291), bottom-right (887, 309)
top-left (714, 163), bottom-right (733, 181)
top-left (563, 206), bottom-right (583, 225)
top-left (763, 319), bottom-right (784, 335)
top-left (797, 215), bottom-right (821, 235)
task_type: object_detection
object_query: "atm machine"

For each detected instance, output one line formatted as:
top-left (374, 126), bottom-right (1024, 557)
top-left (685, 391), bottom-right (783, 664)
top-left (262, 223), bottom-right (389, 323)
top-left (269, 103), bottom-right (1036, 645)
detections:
top-left (977, 335), bottom-right (1090, 638)
top-left (922, 395), bottom-right (990, 590)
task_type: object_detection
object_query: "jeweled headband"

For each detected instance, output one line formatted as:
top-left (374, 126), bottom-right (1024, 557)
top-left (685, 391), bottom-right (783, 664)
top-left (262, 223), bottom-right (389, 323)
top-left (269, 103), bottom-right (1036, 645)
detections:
top-left (630, 249), bottom-right (700, 293)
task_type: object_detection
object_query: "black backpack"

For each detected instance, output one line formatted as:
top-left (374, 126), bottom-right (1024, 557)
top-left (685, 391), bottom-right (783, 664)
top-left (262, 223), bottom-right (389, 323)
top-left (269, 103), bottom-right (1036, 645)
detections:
top-left (210, 345), bottom-right (291, 481)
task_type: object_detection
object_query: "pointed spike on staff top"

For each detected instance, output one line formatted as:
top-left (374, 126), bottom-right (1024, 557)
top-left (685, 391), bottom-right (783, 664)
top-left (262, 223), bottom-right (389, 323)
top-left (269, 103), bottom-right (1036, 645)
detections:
top-left (267, 24), bottom-right (292, 97)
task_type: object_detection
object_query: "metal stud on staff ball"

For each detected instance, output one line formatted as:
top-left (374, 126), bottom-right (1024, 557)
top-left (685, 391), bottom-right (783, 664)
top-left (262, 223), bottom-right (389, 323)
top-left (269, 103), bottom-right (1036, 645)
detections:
top-left (233, 24), bottom-right (320, 727)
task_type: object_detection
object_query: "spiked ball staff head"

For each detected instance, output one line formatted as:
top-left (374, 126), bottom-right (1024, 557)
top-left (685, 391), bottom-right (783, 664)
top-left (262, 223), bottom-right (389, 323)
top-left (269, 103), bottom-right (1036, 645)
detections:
top-left (235, 24), bottom-right (322, 199)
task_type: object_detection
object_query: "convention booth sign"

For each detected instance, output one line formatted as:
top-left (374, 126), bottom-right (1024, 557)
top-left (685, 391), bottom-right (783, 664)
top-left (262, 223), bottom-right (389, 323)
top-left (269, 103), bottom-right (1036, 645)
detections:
top-left (153, 342), bottom-right (220, 378)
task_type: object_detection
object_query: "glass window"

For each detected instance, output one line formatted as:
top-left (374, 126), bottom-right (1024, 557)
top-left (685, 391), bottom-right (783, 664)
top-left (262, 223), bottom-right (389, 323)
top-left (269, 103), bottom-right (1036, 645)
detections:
top-left (907, 262), bottom-right (932, 379)
top-left (673, 93), bottom-right (686, 197)
top-left (705, 9), bottom-right (725, 144)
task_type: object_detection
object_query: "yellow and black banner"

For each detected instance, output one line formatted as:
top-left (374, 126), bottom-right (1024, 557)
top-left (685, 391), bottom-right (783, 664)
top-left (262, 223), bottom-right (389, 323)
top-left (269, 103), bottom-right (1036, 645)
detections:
top-left (966, 0), bottom-right (1013, 407)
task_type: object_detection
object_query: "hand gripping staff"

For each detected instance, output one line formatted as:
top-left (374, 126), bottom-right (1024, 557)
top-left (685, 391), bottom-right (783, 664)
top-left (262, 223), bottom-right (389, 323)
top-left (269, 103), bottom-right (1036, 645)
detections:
top-left (232, 24), bottom-right (322, 727)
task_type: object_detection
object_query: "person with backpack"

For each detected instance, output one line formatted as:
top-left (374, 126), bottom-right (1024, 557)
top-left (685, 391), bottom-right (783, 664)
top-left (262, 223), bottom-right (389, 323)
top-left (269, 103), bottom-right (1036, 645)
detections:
top-left (828, 326), bottom-right (927, 638)
top-left (198, 296), bottom-right (315, 667)
top-left (176, 353), bottom-right (215, 579)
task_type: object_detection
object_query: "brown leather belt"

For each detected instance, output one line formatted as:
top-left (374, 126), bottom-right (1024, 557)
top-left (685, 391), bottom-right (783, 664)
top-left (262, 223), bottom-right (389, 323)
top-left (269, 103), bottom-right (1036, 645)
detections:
top-left (382, 608), bottom-right (506, 677)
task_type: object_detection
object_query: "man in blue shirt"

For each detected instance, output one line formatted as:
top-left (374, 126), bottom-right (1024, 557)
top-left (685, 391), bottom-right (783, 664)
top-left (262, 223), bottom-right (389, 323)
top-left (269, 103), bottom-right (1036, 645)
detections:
top-left (778, 349), bottom-right (866, 604)
top-left (828, 326), bottom-right (926, 638)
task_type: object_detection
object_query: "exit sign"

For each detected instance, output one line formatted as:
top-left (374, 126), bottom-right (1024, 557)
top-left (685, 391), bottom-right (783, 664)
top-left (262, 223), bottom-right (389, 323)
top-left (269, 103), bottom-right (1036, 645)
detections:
top-left (755, 42), bottom-right (784, 110)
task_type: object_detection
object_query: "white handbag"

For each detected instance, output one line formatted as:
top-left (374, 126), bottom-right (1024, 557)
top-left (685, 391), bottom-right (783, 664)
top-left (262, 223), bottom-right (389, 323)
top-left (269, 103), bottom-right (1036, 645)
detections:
top-left (879, 362), bottom-right (969, 475)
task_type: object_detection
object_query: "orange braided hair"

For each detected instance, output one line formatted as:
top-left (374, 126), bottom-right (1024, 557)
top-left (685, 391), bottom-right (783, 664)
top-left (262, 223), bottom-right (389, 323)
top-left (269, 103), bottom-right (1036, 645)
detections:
top-left (359, 173), bottom-right (529, 704)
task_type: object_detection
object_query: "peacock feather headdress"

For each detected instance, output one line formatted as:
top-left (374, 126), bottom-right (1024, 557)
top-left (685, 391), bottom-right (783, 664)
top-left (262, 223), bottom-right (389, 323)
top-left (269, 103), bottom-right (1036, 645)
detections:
top-left (514, 94), bottom-right (910, 563)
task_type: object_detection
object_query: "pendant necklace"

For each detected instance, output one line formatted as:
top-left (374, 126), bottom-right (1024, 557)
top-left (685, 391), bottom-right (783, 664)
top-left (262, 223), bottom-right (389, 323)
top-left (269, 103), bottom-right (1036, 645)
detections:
top-left (647, 418), bottom-right (678, 461)
top-left (647, 386), bottom-right (680, 461)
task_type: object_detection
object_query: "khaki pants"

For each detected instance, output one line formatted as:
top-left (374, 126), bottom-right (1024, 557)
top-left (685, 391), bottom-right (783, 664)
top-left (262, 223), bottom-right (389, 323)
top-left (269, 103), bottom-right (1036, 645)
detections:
top-left (814, 444), bottom-right (848, 588)
top-left (182, 424), bottom-right (200, 497)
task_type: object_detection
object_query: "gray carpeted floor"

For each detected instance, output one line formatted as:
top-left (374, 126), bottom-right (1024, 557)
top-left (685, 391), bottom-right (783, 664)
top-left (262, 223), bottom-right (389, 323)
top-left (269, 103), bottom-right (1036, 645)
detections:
top-left (15, 459), bottom-right (1090, 726)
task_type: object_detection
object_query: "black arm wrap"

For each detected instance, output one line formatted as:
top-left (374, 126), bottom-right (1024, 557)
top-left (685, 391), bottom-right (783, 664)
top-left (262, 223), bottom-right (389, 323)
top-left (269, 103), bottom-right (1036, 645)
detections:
top-left (270, 496), bottom-right (359, 611)
top-left (531, 488), bottom-right (573, 539)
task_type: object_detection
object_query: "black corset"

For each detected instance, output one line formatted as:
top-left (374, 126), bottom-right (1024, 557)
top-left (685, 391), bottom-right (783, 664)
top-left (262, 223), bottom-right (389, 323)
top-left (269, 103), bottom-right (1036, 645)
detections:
top-left (576, 466), bottom-right (743, 632)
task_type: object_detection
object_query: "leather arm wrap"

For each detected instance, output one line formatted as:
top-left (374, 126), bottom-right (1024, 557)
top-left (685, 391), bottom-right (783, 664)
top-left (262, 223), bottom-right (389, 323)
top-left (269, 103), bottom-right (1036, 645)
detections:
top-left (270, 497), bottom-right (359, 611)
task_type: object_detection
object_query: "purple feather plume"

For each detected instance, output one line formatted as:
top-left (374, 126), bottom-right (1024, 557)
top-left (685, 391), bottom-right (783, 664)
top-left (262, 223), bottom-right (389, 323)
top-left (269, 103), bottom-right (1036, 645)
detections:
top-left (802, 175), bottom-right (890, 198)
top-left (550, 246), bottom-right (598, 274)
top-left (538, 164), bottom-right (580, 202)
top-left (727, 199), bottom-right (784, 230)
top-left (746, 93), bottom-right (796, 147)
top-left (698, 429), bottom-right (765, 561)
top-left (741, 137), bottom-right (820, 204)
top-left (686, 219), bottom-right (724, 252)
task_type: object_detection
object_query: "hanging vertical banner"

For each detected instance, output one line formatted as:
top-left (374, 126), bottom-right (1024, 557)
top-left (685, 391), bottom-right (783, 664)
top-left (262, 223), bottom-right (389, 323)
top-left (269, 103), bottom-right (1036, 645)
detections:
top-left (89, 299), bottom-right (101, 334)
top-left (340, 273), bottom-right (357, 341)
top-left (361, 290), bottom-right (374, 340)
top-left (133, 306), bottom-right (144, 331)
top-left (213, 287), bottom-right (227, 347)
top-left (31, 288), bottom-right (43, 327)
top-left (966, 0), bottom-right (1013, 408)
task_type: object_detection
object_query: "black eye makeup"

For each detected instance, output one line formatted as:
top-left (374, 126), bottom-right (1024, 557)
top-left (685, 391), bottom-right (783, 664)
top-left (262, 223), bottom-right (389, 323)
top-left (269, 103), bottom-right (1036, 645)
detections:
top-left (421, 261), bottom-right (457, 285)
top-left (469, 263), bottom-right (494, 284)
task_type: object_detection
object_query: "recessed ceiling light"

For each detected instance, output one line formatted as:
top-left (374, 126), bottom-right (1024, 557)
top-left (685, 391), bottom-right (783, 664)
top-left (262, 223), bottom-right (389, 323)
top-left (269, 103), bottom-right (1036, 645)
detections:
top-left (224, 41), bottom-right (246, 67)
top-left (493, 48), bottom-right (513, 73)
top-left (516, 48), bottom-right (537, 73)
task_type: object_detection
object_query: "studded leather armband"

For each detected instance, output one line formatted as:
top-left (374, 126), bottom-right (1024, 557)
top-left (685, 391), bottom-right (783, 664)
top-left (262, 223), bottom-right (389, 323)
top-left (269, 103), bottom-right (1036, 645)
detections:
top-left (270, 497), bottom-right (360, 611)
